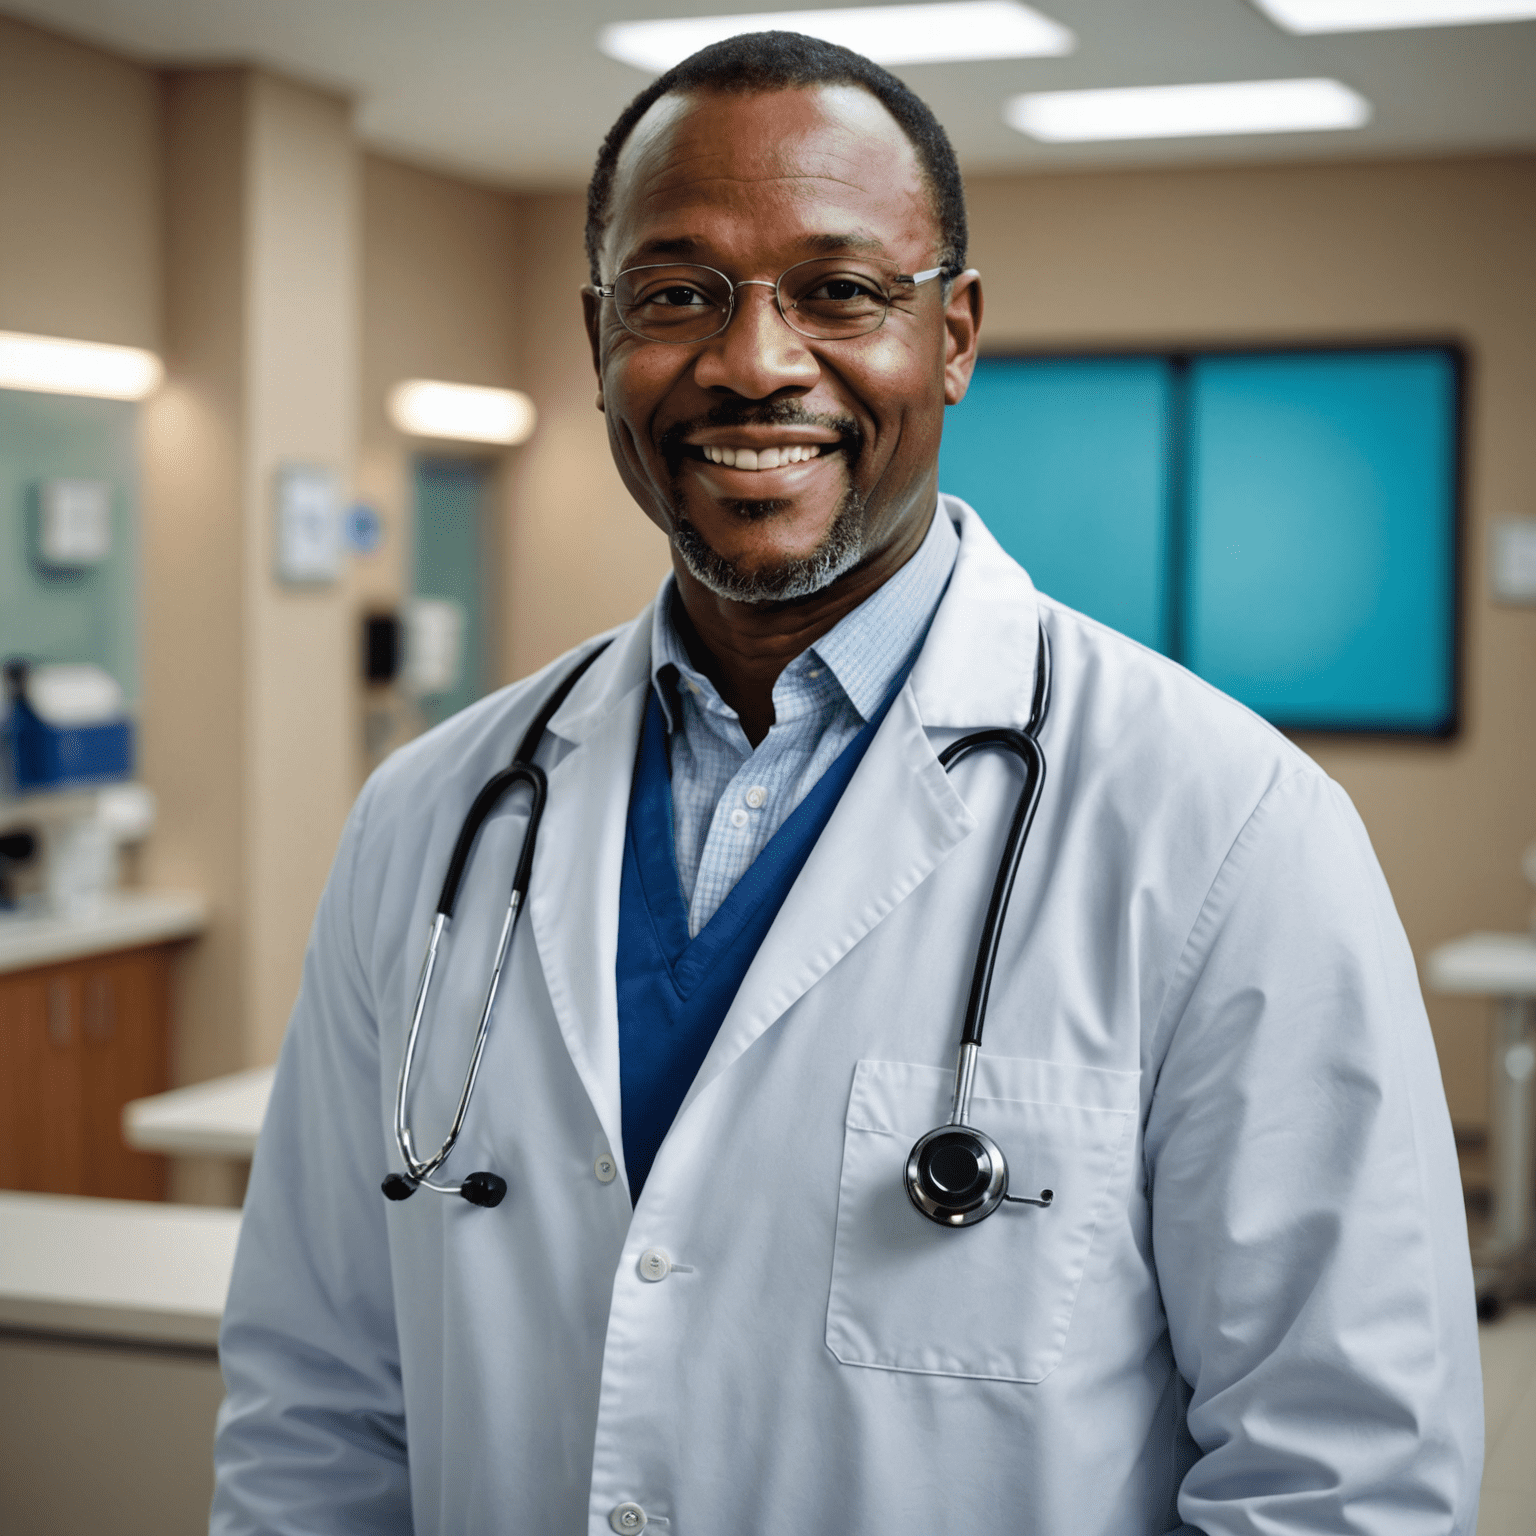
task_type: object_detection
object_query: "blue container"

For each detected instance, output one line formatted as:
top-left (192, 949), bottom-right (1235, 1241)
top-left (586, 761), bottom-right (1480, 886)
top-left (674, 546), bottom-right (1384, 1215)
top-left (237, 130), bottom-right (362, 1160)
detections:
top-left (4, 696), bottom-right (133, 792)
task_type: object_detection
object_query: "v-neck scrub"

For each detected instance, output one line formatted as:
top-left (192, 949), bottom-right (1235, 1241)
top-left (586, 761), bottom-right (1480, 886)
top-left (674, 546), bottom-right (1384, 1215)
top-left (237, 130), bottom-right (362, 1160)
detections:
top-left (617, 660), bottom-right (914, 1198)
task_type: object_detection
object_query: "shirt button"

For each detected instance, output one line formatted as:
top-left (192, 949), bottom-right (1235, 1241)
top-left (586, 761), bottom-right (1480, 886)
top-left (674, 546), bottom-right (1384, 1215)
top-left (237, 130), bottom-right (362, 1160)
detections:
top-left (729, 807), bottom-right (748, 828)
top-left (745, 785), bottom-right (767, 809)
top-left (610, 1503), bottom-right (647, 1532)
top-left (638, 1247), bottom-right (672, 1282)
top-left (594, 1153), bottom-right (617, 1184)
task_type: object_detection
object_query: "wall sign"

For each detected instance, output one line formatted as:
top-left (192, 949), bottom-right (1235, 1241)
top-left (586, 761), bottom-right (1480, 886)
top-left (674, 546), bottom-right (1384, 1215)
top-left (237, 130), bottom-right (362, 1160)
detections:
top-left (274, 464), bottom-right (341, 585)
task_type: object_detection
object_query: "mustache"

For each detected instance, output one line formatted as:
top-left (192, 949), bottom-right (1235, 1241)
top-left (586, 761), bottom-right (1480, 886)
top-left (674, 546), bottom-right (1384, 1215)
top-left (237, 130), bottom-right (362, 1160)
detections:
top-left (658, 400), bottom-right (862, 469)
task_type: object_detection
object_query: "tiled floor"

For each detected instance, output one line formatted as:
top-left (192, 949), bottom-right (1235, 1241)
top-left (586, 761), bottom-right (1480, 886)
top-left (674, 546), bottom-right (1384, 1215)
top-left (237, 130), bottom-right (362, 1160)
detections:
top-left (1479, 1306), bottom-right (1536, 1534)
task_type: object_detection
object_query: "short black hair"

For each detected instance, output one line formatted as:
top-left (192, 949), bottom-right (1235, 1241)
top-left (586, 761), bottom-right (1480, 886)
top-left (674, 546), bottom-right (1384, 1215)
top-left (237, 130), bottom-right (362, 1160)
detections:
top-left (585, 31), bottom-right (967, 285)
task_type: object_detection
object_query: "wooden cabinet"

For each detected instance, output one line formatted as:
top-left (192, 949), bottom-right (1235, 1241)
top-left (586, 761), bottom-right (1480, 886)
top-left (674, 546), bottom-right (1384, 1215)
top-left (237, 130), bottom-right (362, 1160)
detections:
top-left (0, 945), bottom-right (171, 1200)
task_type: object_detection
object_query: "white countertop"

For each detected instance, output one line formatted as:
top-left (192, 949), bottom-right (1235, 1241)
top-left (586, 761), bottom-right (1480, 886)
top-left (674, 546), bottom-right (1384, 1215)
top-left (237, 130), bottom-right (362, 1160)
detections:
top-left (0, 888), bottom-right (207, 974)
top-left (1425, 932), bottom-right (1536, 998)
top-left (124, 1067), bottom-right (274, 1158)
top-left (0, 1191), bottom-right (241, 1348)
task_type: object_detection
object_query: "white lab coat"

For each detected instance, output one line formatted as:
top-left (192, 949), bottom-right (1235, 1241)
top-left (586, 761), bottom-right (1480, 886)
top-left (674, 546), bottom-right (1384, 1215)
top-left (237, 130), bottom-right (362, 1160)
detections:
top-left (213, 497), bottom-right (1482, 1536)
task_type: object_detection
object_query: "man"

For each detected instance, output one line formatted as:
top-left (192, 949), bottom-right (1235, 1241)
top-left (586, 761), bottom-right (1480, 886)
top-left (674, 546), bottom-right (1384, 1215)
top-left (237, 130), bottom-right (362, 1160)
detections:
top-left (213, 33), bottom-right (1481, 1535)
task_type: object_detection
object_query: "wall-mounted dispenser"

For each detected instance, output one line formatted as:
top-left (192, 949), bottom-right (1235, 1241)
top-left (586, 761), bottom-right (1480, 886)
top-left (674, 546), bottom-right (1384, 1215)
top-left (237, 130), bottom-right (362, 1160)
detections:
top-left (35, 479), bottom-right (113, 570)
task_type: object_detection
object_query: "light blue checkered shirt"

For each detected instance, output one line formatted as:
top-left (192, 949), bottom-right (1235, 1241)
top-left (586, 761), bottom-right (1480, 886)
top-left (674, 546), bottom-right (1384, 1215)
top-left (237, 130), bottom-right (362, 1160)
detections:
top-left (649, 506), bottom-right (959, 937)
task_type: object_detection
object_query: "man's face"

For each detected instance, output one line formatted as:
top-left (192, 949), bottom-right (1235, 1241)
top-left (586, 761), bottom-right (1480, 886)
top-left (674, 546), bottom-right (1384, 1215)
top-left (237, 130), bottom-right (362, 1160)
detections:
top-left (584, 85), bottom-right (981, 606)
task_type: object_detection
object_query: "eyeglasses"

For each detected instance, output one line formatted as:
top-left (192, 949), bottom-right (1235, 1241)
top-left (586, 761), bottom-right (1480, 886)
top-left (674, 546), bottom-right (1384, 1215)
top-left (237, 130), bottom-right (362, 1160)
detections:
top-left (593, 257), bottom-right (950, 345)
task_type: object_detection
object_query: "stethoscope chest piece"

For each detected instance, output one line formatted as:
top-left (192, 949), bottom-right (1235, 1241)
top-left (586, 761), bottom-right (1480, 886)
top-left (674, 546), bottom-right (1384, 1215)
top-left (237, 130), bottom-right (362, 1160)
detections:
top-left (905, 1124), bottom-right (1009, 1226)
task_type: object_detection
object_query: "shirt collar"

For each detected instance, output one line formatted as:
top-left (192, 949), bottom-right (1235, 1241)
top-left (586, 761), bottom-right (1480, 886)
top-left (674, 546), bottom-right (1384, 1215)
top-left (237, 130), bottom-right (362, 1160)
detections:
top-left (649, 503), bottom-right (959, 730)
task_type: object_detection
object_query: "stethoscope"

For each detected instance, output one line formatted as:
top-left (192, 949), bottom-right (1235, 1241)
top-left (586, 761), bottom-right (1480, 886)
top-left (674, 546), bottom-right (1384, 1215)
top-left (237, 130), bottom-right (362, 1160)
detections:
top-left (382, 627), bottom-right (1054, 1231)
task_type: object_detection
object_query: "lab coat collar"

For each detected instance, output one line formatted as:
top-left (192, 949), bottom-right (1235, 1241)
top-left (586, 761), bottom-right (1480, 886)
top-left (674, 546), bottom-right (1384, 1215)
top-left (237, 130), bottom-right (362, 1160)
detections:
top-left (908, 495), bottom-right (1042, 732)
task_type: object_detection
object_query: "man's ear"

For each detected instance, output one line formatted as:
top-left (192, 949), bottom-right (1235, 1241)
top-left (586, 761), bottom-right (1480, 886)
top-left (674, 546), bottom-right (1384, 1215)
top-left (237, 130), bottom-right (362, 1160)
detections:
top-left (942, 270), bottom-right (983, 408)
top-left (581, 287), bottom-right (605, 412)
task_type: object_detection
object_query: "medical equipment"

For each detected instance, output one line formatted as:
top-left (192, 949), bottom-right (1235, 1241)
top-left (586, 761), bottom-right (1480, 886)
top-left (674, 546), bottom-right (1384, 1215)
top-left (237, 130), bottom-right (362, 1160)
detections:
top-left (382, 628), bottom-right (1054, 1227)
top-left (381, 642), bottom-right (611, 1206)
top-left (905, 631), bottom-right (1053, 1225)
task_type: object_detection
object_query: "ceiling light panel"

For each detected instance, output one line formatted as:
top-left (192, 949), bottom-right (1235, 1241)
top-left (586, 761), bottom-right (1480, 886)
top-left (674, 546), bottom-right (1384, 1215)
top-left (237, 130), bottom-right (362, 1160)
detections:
top-left (599, 1), bottom-right (1075, 73)
top-left (388, 380), bottom-right (537, 445)
top-left (0, 331), bottom-right (163, 400)
top-left (1252, 0), bottom-right (1536, 33)
top-left (1006, 79), bottom-right (1372, 143)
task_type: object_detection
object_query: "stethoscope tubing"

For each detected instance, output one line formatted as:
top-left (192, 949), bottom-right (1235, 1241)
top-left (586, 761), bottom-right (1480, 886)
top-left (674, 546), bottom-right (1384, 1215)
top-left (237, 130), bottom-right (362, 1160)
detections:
top-left (386, 643), bottom-right (611, 1203)
top-left (937, 623), bottom-right (1051, 1065)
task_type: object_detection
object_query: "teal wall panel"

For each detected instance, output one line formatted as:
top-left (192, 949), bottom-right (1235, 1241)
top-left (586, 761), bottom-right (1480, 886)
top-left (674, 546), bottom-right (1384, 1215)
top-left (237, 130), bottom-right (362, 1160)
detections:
top-left (1185, 350), bottom-right (1458, 732)
top-left (938, 356), bottom-right (1173, 652)
top-left (0, 390), bottom-right (140, 703)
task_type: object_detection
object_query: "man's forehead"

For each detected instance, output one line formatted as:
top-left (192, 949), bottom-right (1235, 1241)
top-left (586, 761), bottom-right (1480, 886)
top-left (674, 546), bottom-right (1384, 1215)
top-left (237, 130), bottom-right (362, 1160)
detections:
top-left (605, 84), bottom-right (929, 262)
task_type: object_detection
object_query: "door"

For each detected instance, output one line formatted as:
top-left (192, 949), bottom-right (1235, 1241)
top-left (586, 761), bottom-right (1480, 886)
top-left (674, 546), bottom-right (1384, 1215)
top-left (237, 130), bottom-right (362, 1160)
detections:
top-left (411, 456), bottom-right (492, 728)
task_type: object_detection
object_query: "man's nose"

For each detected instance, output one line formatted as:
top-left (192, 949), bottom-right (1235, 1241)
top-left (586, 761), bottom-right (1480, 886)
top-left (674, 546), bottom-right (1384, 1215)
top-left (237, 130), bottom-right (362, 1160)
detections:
top-left (691, 282), bottom-right (819, 398)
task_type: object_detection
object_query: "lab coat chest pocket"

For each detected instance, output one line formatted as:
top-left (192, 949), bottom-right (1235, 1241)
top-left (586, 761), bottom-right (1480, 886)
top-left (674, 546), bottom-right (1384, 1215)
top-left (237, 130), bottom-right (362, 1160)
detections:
top-left (826, 1057), bottom-right (1140, 1384)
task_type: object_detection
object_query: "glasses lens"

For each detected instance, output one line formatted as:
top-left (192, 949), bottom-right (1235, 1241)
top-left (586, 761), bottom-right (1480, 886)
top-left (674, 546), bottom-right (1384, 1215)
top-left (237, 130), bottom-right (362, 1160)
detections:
top-left (780, 258), bottom-right (896, 339)
top-left (615, 266), bottom-right (731, 341)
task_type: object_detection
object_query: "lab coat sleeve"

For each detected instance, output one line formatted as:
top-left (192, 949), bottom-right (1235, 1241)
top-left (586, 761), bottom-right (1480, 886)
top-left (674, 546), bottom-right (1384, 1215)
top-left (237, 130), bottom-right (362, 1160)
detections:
top-left (1144, 768), bottom-right (1483, 1535)
top-left (211, 775), bottom-right (411, 1534)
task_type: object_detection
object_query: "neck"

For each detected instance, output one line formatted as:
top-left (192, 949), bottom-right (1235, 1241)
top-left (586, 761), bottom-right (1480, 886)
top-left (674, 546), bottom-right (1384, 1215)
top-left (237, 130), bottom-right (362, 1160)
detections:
top-left (671, 502), bottom-right (935, 747)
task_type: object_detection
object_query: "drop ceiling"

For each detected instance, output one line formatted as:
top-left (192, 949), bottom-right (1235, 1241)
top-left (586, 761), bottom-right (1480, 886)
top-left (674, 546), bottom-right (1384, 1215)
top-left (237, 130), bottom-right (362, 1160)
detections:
top-left (5, 0), bottom-right (1533, 185)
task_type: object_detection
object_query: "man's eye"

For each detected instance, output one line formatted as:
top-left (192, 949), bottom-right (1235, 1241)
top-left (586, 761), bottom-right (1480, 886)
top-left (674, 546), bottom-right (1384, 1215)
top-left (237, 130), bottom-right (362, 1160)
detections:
top-left (641, 285), bottom-right (712, 308)
top-left (804, 276), bottom-right (883, 305)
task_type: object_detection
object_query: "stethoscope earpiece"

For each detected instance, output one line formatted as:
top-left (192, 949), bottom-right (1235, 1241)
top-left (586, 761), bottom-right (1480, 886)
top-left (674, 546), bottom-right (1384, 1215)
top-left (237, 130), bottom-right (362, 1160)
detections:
top-left (458, 1171), bottom-right (508, 1208)
top-left (380, 1170), bottom-right (508, 1207)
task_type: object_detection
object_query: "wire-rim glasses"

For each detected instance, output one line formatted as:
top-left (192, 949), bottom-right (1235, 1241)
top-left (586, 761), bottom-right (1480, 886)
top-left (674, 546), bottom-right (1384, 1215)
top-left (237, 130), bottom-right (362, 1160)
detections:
top-left (594, 257), bottom-right (950, 344)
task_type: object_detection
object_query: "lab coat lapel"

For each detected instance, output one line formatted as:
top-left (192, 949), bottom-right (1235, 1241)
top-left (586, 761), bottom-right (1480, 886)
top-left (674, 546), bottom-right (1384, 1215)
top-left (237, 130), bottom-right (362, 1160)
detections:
top-left (677, 498), bottom-right (1044, 1115)
top-left (523, 621), bottom-right (650, 1172)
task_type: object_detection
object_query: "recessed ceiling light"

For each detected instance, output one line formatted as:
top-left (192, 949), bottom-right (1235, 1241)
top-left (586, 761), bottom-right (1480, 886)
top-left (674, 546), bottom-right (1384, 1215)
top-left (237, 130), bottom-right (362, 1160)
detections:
top-left (599, 2), bottom-right (1075, 73)
top-left (1252, 0), bottom-right (1536, 33)
top-left (1005, 78), bottom-right (1372, 143)
top-left (388, 380), bottom-right (537, 445)
top-left (0, 331), bottom-right (163, 400)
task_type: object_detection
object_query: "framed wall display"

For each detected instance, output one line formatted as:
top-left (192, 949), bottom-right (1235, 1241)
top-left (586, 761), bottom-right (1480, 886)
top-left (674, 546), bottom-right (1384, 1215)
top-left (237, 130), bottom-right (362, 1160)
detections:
top-left (938, 343), bottom-right (1463, 736)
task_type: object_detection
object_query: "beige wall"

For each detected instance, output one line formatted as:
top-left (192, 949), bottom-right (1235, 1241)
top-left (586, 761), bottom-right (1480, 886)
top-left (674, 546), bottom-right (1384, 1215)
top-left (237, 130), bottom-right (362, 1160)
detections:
top-left (141, 69), bottom-right (360, 1165)
top-left (355, 152), bottom-right (523, 697)
top-left (963, 155), bottom-right (1536, 1124)
top-left (0, 15), bottom-right (161, 349)
top-left (140, 72), bottom-right (250, 1110)
top-left (503, 191), bottom-right (672, 681)
top-left (241, 74), bottom-right (359, 1065)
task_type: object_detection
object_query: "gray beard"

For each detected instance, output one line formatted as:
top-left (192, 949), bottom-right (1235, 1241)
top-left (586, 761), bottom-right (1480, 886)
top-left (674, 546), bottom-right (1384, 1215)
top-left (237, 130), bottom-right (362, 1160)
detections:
top-left (669, 489), bottom-right (869, 605)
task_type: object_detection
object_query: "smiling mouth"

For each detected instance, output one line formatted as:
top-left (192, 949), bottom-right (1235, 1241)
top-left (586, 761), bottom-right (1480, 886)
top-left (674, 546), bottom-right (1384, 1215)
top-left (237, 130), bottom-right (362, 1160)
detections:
top-left (694, 443), bottom-right (829, 471)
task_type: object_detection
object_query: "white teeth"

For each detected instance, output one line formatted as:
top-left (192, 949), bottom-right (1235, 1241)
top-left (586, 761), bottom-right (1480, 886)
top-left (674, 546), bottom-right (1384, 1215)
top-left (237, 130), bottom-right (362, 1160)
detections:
top-left (699, 443), bottom-right (824, 470)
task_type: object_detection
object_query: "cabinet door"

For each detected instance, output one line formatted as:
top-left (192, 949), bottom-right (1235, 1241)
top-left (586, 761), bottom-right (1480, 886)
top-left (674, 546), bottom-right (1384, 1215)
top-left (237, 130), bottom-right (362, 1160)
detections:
top-left (80, 950), bottom-right (169, 1200)
top-left (0, 968), bottom-right (85, 1193)
top-left (0, 947), bottom-right (170, 1200)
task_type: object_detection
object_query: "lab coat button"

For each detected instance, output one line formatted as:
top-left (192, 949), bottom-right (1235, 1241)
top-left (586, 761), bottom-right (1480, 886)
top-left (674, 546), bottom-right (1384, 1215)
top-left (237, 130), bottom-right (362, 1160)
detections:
top-left (610, 1502), bottom-right (647, 1532)
top-left (594, 1153), bottom-right (618, 1184)
top-left (745, 785), bottom-right (767, 808)
top-left (638, 1247), bottom-right (671, 1282)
